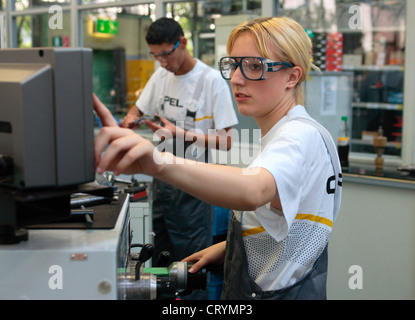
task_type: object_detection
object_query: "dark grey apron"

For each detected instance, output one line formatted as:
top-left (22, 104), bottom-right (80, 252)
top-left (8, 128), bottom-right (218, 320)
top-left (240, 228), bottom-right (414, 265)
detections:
top-left (221, 211), bottom-right (328, 300)
top-left (152, 68), bottom-right (214, 264)
top-left (221, 116), bottom-right (341, 300)
top-left (152, 139), bottom-right (212, 263)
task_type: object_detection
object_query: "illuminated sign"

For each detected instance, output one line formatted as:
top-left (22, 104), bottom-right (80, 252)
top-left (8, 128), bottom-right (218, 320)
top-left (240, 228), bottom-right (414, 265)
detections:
top-left (96, 19), bottom-right (119, 35)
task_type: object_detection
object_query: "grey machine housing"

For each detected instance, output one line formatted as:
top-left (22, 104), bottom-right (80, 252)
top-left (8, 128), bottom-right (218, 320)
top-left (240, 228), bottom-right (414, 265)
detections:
top-left (0, 47), bottom-right (95, 189)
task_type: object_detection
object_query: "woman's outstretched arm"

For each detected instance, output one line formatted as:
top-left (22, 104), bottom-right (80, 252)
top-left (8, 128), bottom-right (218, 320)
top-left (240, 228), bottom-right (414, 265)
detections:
top-left (94, 125), bottom-right (278, 211)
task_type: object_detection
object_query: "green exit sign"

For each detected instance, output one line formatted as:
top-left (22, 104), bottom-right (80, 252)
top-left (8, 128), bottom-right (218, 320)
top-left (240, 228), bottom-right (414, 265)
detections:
top-left (96, 19), bottom-right (119, 34)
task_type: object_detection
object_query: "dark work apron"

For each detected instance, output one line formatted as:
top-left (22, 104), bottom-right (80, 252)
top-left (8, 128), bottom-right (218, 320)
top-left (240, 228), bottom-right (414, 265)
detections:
top-left (221, 116), bottom-right (340, 300)
top-left (152, 139), bottom-right (212, 263)
top-left (221, 211), bottom-right (328, 300)
top-left (152, 67), bottom-right (214, 264)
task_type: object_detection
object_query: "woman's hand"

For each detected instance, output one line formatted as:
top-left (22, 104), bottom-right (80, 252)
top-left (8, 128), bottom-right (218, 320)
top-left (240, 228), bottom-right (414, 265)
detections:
top-left (182, 241), bottom-right (227, 274)
top-left (93, 93), bottom-right (166, 177)
top-left (93, 93), bottom-right (119, 127)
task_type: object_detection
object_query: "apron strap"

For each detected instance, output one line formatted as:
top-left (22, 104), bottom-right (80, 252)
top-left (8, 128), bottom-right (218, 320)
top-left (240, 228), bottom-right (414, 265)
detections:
top-left (292, 116), bottom-right (342, 221)
top-left (192, 65), bottom-right (211, 101)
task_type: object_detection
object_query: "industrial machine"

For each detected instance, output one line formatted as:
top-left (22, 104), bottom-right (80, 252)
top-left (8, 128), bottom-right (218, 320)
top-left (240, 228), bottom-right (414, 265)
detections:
top-left (0, 189), bottom-right (207, 300)
top-left (119, 243), bottom-right (207, 300)
top-left (0, 48), bottom-right (208, 299)
top-left (0, 193), bottom-right (130, 299)
top-left (0, 47), bottom-right (95, 244)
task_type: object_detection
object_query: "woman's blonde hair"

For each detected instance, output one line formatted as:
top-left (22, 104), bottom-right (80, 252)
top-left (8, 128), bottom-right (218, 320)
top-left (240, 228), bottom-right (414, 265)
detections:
top-left (227, 16), bottom-right (317, 106)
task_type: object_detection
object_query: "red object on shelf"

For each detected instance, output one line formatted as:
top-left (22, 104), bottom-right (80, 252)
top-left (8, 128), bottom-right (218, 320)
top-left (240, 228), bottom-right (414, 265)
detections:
top-left (325, 32), bottom-right (343, 71)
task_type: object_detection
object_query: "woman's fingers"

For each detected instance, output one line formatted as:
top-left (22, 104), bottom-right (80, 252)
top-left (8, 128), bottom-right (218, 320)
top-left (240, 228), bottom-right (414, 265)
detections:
top-left (95, 126), bottom-right (163, 176)
top-left (110, 138), bottom-right (154, 175)
top-left (92, 93), bottom-right (119, 127)
top-left (182, 242), bottom-right (227, 273)
top-left (95, 127), bottom-right (141, 174)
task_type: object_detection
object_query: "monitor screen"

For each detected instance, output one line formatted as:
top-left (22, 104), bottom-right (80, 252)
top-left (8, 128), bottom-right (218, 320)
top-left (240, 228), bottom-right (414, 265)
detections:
top-left (0, 47), bottom-right (96, 244)
top-left (0, 47), bottom-right (95, 189)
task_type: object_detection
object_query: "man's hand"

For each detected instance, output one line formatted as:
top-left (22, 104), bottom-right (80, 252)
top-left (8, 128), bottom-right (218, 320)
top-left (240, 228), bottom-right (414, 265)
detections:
top-left (144, 114), bottom-right (185, 140)
top-left (121, 113), bottom-right (140, 128)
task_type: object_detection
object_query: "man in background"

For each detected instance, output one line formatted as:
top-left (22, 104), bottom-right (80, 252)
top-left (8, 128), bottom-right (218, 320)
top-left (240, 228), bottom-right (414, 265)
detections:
top-left (122, 18), bottom-right (238, 298)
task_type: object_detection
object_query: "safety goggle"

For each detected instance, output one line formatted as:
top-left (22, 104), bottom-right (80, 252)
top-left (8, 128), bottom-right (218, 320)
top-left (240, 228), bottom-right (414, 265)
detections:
top-left (219, 56), bottom-right (293, 81)
top-left (150, 40), bottom-right (180, 60)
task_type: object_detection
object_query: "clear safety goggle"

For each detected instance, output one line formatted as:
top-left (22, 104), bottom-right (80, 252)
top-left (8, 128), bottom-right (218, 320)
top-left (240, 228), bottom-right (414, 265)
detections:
top-left (219, 56), bottom-right (293, 81)
top-left (150, 40), bottom-right (180, 60)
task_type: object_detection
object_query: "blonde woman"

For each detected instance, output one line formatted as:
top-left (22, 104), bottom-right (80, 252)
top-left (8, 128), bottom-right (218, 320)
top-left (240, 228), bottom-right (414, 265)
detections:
top-left (94, 16), bottom-right (342, 299)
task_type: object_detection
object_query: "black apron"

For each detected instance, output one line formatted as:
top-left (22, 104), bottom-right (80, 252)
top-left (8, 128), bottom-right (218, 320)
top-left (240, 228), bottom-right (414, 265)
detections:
top-left (221, 211), bottom-right (328, 300)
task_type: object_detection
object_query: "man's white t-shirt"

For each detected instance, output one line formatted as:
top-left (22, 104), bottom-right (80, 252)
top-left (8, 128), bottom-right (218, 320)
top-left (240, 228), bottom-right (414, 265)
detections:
top-left (236, 105), bottom-right (337, 291)
top-left (136, 59), bottom-right (238, 134)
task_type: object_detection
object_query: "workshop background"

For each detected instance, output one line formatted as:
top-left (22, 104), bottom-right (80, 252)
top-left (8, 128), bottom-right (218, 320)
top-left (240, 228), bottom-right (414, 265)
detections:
top-left (1, 0), bottom-right (414, 300)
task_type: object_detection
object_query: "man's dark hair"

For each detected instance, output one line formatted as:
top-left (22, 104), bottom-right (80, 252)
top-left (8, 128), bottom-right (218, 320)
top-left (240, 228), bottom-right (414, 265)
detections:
top-left (146, 18), bottom-right (184, 45)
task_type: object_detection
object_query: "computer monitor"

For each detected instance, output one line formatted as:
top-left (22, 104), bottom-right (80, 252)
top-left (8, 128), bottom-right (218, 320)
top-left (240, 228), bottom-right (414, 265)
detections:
top-left (0, 47), bottom-right (95, 189)
top-left (0, 48), bottom-right (96, 244)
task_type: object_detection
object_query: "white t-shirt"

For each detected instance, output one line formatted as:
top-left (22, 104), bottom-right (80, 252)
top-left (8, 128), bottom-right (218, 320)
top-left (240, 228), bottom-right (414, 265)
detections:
top-left (236, 105), bottom-right (337, 291)
top-left (136, 59), bottom-right (238, 134)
